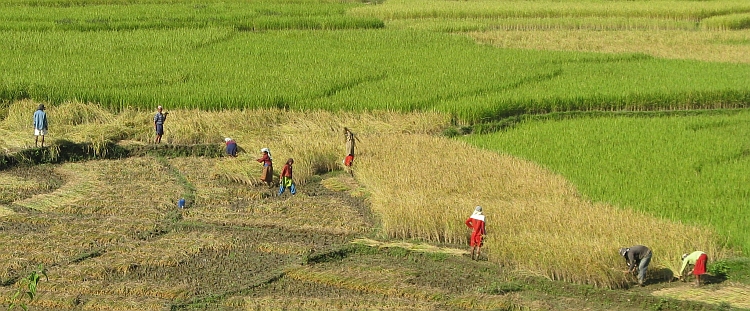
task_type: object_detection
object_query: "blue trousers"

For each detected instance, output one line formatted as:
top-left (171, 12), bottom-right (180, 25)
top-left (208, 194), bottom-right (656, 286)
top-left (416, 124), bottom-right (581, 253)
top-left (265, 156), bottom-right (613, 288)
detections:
top-left (637, 251), bottom-right (652, 284)
top-left (278, 177), bottom-right (296, 195)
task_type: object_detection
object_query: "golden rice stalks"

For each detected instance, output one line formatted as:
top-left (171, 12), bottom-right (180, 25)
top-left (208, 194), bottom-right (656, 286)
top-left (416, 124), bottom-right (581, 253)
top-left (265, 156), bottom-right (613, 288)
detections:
top-left (232, 295), bottom-right (437, 311)
top-left (79, 295), bottom-right (170, 311)
top-left (0, 290), bottom-right (80, 310)
top-left (284, 265), bottom-right (520, 310)
top-left (352, 238), bottom-right (469, 256)
top-left (13, 163), bottom-right (97, 212)
top-left (653, 283), bottom-right (750, 309)
top-left (470, 30), bottom-right (750, 64)
top-left (286, 265), bottom-right (445, 301)
top-left (185, 193), bottom-right (369, 236)
top-left (51, 231), bottom-right (236, 283)
top-left (0, 205), bottom-right (14, 217)
top-left (256, 241), bottom-right (311, 255)
top-left (355, 133), bottom-right (724, 288)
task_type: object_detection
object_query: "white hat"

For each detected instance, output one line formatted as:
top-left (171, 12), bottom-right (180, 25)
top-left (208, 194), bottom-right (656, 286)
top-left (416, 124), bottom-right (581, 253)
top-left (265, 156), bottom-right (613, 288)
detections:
top-left (157, 105), bottom-right (163, 110)
top-left (225, 137), bottom-right (231, 142)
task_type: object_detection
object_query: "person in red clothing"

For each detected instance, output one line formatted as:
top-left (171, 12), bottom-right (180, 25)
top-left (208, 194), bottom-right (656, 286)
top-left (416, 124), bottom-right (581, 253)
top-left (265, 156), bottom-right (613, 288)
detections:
top-left (465, 206), bottom-right (486, 260)
top-left (278, 158), bottom-right (296, 196)
top-left (679, 251), bottom-right (708, 286)
top-left (256, 148), bottom-right (273, 187)
top-left (343, 127), bottom-right (357, 175)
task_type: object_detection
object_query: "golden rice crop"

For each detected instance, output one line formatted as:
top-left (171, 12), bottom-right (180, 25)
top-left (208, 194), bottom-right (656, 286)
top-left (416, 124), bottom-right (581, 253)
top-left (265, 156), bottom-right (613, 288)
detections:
top-left (233, 295), bottom-right (438, 311)
top-left (355, 133), bottom-right (724, 288)
top-left (470, 29), bottom-right (750, 64)
top-left (286, 265), bottom-right (446, 301)
top-left (79, 295), bottom-right (170, 311)
top-left (653, 283), bottom-right (750, 309)
top-left (185, 193), bottom-right (370, 236)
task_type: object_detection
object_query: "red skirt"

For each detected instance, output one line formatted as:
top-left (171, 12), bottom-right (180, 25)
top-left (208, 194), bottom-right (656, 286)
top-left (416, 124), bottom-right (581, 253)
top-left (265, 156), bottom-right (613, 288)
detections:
top-left (470, 232), bottom-right (483, 247)
top-left (693, 253), bottom-right (708, 275)
top-left (344, 154), bottom-right (354, 167)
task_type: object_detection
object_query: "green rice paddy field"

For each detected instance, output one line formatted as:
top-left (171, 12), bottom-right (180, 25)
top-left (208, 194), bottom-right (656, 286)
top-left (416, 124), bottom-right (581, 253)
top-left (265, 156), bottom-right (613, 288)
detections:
top-left (462, 110), bottom-right (750, 254)
top-left (3, 0), bottom-right (750, 309)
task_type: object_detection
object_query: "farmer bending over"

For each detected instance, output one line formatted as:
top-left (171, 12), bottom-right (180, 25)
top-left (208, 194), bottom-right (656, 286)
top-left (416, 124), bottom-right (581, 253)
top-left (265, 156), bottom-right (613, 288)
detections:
top-left (619, 245), bottom-right (652, 287)
top-left (679, 251), bottom-right (708, 286)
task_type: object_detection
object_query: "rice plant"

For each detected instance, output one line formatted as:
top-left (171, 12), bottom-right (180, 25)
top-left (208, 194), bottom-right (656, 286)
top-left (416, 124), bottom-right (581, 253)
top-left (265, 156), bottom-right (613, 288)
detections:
top-left (461, 111), bottom-right (750, 254)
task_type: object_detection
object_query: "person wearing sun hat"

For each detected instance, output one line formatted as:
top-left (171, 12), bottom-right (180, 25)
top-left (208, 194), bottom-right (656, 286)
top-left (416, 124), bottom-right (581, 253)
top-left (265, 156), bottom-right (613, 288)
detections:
top-left (33, 104), bottom-right (48, 147)
top-left (678, 251), bottom-right (708, 286)
top-left (465, 206), bottom-right (486, 260)
top-left (224, 137), bottom-right (237, 157)
top-left (619, 245), bottom-right (652, 287)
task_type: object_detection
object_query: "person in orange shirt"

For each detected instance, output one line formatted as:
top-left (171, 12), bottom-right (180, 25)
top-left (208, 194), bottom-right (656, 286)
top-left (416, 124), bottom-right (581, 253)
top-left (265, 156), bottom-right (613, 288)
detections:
top-left (465, 206), bottom-right (486, 260)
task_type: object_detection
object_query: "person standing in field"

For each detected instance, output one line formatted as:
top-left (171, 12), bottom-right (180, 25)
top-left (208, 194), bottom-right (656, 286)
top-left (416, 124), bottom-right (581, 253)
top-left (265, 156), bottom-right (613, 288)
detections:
top-left (619, 245), bottom-right (652, 286)
top-left (343, 127), bottom-right (356, 174)
top-left (224, 137), bottom-right (237, 157)
top-left (465, 206), bottom-right (486, 260)
top-left (33, 104), bottom-right (48, 148)
top-left (679, 251), bottom-right (708, 286)
top-left (154, 105), bottom-right (168, 144)
top-left (256, 148), bottom-right (273, 186)
top-left (278, 158), bottom-right (296, 196)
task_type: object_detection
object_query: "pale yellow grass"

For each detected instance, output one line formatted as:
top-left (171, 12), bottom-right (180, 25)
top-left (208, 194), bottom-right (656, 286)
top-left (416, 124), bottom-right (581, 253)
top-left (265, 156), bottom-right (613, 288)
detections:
top-left (13, 162), bottom-right (97, 212)
top-left (185, 194), bottom-right (369, 236)
top-left (0, 289), bottom-right (80, 310)
top-left (231, 294), bottom-right (519, 311)
top-left (285, 265), bottom-right (519, 310)
top-left (470, 29), bottom-right (750, 63)
top-left (653, 282), bottom-right (750, 309)
top-left (39, 232), bottom-right (236, 301)
top-left (352, 238), bottom-right (469, 256)
top-left (230, 295), bottom-right (437, 311)
top-left (256, 241), bottom-right (312, 255)
top-left (0, 205), bottom-right (13, 217)
top-left (0, 214), bottom-right (154, 281)
top-left (356, 133), bottom-right (723, 288)
top-left (79, 296), bottom-right (169, 311)
top-left (13, 159), bottom-right (182, 219)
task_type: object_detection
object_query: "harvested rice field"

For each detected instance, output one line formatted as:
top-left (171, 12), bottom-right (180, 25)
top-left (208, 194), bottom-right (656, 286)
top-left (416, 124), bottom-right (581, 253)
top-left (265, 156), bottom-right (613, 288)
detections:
top-left (0, 144), bottom-right (747, 310)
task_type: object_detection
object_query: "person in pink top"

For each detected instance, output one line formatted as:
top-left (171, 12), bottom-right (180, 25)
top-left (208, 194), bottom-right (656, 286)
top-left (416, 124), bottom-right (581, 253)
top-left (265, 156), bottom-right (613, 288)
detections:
top-left (465, 206), bottom-right (486, 260)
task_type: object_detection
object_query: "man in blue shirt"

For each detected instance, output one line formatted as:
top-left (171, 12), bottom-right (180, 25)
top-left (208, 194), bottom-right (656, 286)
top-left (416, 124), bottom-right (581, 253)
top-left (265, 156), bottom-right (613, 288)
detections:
top-left (154, 106), bottom-right (168, 144)
top-left (33, 104), bottom-right (48, 147)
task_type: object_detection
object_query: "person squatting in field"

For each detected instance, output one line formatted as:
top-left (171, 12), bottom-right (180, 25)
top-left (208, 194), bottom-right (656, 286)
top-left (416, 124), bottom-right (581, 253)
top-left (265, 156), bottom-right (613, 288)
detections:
top-left (257, 148), bottom-right (273, 187)
top-left (224, 137), bottom-right (237, 157)
top-left (619, 245), bottom-right (652, 286)
top-left (343, 127), bottom-right (356, 174)
top-left (465, 206), bottom-right (486, 260)
top-left (278, 158), bottom-right (296, 196)
top-left (679, 251), bottom-right (708, 286)
top-left (154, 105), bottom-right (168, 144)
top-left (33, 104), bottom-right (48, 147)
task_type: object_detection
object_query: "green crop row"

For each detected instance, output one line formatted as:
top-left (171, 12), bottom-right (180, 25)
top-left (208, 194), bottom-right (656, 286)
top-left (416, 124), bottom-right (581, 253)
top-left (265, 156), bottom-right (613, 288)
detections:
top-left (0, 0), bottom-right (383, 31)
top-left (389, 17), bottom-right (701, 32)
top-left (461, 110), bottom-right (750, 253)
top-left (701, 13), bottom-right (750, 30)
top-left (1, 28), bottom-right (749, 123)
top-left (350, 0), bottom-right (750, 21)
